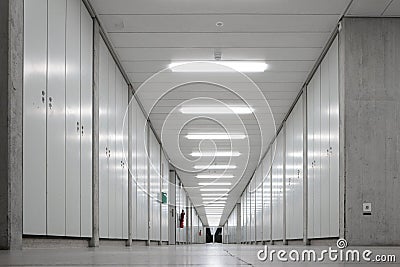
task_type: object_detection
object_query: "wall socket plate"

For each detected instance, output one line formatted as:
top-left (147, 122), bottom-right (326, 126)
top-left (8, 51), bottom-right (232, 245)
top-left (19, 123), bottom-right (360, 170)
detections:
top-left (363, 202), bottom-right (372, 215)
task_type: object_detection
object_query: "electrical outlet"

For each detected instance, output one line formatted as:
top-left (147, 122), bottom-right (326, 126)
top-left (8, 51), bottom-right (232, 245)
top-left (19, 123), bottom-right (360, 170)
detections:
top-left (363, 202), bottom-right (372, 215)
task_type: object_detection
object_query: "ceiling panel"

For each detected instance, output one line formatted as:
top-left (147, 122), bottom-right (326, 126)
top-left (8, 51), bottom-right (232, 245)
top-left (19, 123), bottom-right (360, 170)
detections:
top-left (91, 0), bottom-right (350, 15)
top-left (347, 0), bottom-right (393, 16)
top-left (383, 0), bottom-right (400, 16)
top-left (117, 47), bottom-right (321, 61)
top-left (100, 14), bottom-right (338, 33)
top-left (110, 32), bottom-right (329, 48)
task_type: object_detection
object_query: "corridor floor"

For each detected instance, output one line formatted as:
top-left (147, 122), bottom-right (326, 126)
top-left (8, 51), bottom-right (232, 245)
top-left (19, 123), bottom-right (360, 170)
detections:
top-left (0, 243), bottom-right (399, 266)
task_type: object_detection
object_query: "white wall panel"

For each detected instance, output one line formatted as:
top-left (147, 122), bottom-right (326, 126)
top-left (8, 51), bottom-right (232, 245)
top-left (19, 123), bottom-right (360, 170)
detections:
top-left (47, 0), bottom-right (66, 236)
top-left (150, 132), bottom-right (161, 240)
top-left (320, 52), bottom-right (331, 238)
top-left (122, 82), bottom-right (129, 239)
top-left (107, 56), bottom-right (117, 238)
top-left (255, 168), bottom-right (262, 241)
top-left (307, 75), bottom-right (315, 238)
top-left (136, 111), bottom-right (148, 239)
top-left (130, 98), bottom-right (138, 239)
top-left (328, 37), bottom-right (340, 236)
top-left (99, 38), bottom-right (109, 238)
top-left (23, 0), bottom-right (47, 235)
top-left (285, 114), bottom-right (294, 239)
top-left (262, 152), bottom-right (271, 241)
top-left (294, 97), bottom-right (304, 239)
top-left (80, 2), bottom-right (93, 238)
top-left (65, 0), bottom-right (81, 237)
top-left (272, 135), bottom-right (283, 240)
top-left (115, 70), bottom-right (124, 239)
top-left (161, 152), bottom-right (169, 241)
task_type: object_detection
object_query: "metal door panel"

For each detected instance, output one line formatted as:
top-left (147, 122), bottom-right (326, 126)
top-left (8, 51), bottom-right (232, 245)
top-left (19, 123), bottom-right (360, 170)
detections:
top-left (47, 0), bottom-right (66, 236)
top-left (65, 0), bottom-right (81, 237)
top-left (80, 2), bottom-right (93, 238)
top-left (23, 0), bottom-right (47, 235)
top-left (99, 39), bottom-right (109, 238)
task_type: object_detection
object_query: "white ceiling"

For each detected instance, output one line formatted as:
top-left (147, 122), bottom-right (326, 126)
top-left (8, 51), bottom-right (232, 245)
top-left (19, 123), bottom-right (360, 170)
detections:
top-left (89, 0), bottom-right (400, 226)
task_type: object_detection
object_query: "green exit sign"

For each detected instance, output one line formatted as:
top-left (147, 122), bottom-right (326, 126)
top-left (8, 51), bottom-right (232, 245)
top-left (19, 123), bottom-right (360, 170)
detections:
top-left (162, 192), bottom-right (167, 204)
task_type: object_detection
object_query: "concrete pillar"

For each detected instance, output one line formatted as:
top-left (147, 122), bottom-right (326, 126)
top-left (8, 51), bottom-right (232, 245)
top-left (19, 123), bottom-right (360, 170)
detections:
top-left (0, 0), bottom-right (23, 250)
top-left (340, 18), bottom-right (400, 246)
top-left (89, 21), bottom-right (100, 248)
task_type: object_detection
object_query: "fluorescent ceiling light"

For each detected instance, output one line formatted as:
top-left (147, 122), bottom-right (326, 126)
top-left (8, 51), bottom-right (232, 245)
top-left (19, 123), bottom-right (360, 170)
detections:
top-left (202, 197), bottom-right (227, 200)
top-left (186, 133), bottom-right (246, 140)
top-left (196, 174), bottom-right (234, 179)
top-left (201, 193), bottom-right (228, 196)
top-left (194, 165), bottom-right (236, 170)
top-left (200, 188), bottom-right (229, 192)
top-left (191, 151), bottom-right (241, 157)
top-left (199, 182), bottom-right (231, 186)
top-left (181, 106), bottom-right (254, 115)
top-left (169, 61), bottom-right (268, 73)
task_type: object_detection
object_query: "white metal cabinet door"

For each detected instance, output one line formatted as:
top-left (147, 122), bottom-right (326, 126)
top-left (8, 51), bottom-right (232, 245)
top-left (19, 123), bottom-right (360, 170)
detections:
top-left (114, 70), bottom-right (123, 239)
top-left (80, 2), bottom-right (93, 238)
top-left (65, 0), bottom-right (81, 237)
top-left (294, 98), bottom-right (304, 239)
top-left (312, 67), bottom-right (322, 238)
top-left (307, 80), bottom-right (315, 238)
top-left (328, 37), bottom-right (340, 236)
top-left (108, 58), bottom-right (117, 238)
top-left (99, 39), bottom-right (109, 238)
top-left (47, 0), bottom-right (66, 236)
top-left (130, 98), bottom-right (138, 239)
top-left (320, 56), bottom-right (331, 237)
top-left (23, 0), bottom-right (47, 235)
top-left (262, 154), bottom-right (271, 241)
top-left (122, 82), bottom-right (129, 239)
top-left (285, 115), bottom-right (293, 239)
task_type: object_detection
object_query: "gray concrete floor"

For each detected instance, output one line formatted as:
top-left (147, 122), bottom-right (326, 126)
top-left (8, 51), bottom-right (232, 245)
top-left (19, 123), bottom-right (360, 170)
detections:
top-left (0, 243), bottom-right (399, 266)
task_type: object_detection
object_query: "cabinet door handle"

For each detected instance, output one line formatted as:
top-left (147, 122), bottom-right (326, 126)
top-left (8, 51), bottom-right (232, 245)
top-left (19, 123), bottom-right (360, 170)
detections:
top-left (48, 96), bottom-right (53, 109)
top-left (77, 121), bottom-right (80, 132)
top-left (81, 125), bottom-right (84, 136)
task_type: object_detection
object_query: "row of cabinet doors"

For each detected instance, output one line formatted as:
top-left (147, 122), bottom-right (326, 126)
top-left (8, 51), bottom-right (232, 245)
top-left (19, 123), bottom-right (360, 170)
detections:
top-left (98, 37), bottom-right (129, 240)
top-left (23, 0), bottom-right (93, 237)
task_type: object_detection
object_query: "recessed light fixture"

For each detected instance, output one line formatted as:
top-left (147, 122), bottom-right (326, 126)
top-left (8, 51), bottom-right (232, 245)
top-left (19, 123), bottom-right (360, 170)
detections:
top-left (168, 61), bottom-right (268, 73)
top-left (194, 165), bottom-right (236, 170)
top-left (199, 182), bottom-right (231, 186)
top-left (196, 174), bottom-right (234, 179)
top-left (181, 106), bottom-right (254, 115)
top-left (202, 197), bottom-right (227, 200)
top-left (185, 133), bottom-right (246, 140)
top-left (191, 151), bottom-right (241, 157)
top-left (200, 188), bottom-right (229, 192)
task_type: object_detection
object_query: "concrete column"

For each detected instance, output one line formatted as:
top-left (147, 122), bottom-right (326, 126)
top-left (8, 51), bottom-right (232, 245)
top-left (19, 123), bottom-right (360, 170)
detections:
top-left (126, 85), bottom-right (133, 247)
top-left (89, 21), bottom-right (100, 248)
top-left (340, 18), bottom-right (400, 246)
top-left (0, 0), bottom-right (23, 250)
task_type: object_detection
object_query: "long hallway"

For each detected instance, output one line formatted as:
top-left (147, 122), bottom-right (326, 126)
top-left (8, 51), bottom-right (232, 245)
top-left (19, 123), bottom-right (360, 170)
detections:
top-left (1, 0), bottom-right (400, 266)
